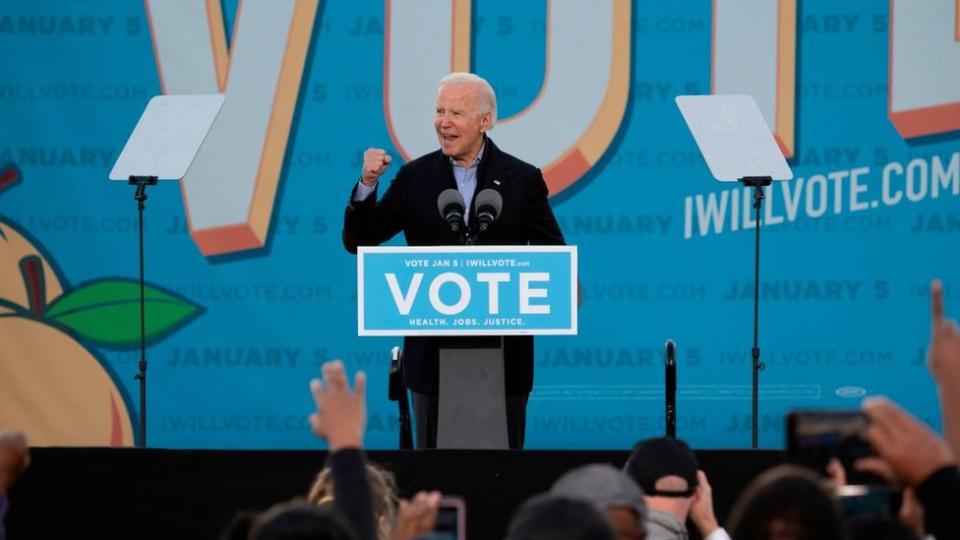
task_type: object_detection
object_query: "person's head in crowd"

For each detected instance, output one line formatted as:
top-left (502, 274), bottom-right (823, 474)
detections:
top-left (248, 499), bottom-right (357, 540)
top-left (845, 515), bottom-right (921, 540)
top-left (550, 464), bottom-right (647, 540)
top-left (726, 464), bottom-right (844, 540)
top-left (505, 493), bottom-right (617, 540)
top-left (308, 463), bottom-right (399, 540)
top-left (623, 437), bottom-right (699, 521)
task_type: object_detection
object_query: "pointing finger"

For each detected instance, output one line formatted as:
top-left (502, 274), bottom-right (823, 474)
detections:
top-left (323, 360), bottom-right (347, 390)
top-left (309, 378), bottom-right (325, 406)
top-left (354, 371), bottom-right (367, 401)
top-left (932, 279), bottom-right (945, 326)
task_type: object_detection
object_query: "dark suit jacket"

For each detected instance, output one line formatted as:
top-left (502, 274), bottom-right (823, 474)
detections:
top-left (343, 137), bottom-right (564, 394)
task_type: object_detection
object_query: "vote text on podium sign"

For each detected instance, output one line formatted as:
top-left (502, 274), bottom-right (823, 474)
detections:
top-left (357, 245), bottom-right (578, 336)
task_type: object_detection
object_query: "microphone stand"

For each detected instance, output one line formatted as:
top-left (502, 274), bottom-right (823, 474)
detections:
top-left (664, 339), bottom-right (676, 438)
top-left (455, 221), bottom-right (468, 246)
top-left (468, 214), bottom-right (496, 245)
top-left (388, 347), bottom-right (413, 449)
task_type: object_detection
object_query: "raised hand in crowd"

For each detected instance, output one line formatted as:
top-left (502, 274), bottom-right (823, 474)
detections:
top-left (308, 360), bottom-right (377, 540)
top-left (310, 360), bottom-right (367, 451)
top-left (689, 470), bottom-right (723, 539)
top-left (307, 361), bottom-right (441, 540)
top-left (857, 397), bottom-right (953, 487)
top-left (857, 397), bottom-right (960, 540)
top-left (386, 491), bottom-right (441, 540)
top-left (927, 279), bottom-right (960, 456)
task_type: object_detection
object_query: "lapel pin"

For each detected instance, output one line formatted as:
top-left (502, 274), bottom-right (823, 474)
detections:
top-left (493, 179), bottom-right (501, 186)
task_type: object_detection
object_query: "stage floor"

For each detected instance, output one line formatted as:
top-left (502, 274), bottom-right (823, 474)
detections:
top-left (6, 448), bottom-right (784, 539)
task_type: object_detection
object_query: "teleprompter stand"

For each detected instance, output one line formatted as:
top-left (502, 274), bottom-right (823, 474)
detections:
top-left (741, 175), bottom-right (772, 449)
top-left (129, 174), bottom-right (157, 448)
top-left (676, 95), bottom-right (793, 449)
top-left (110, 94), bottom-right (225, 447)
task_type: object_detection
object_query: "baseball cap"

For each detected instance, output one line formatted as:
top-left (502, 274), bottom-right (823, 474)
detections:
top-left (623, 437), bottom-right (699, 498)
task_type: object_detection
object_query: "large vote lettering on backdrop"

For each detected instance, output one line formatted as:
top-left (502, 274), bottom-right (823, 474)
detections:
top-left (357, 246), bottom-right (577, 336)
top-left (0, 0), bottom-right (958, 449)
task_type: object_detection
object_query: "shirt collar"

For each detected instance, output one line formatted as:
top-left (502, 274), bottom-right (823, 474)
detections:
top-left (448, 140), bottom-right (485, 169)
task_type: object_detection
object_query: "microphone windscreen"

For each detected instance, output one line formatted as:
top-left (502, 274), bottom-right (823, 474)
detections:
top-left (437, 188), bottom-right (465, 218)
top-left (474, 189), bottom-right (503, 218)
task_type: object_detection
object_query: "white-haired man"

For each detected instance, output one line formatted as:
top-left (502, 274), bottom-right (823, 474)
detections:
top-left (343, 72), bottom-right (565, 449)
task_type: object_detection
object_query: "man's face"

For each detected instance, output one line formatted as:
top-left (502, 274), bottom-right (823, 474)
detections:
top-left (434, 82), bottom-right (491, 165)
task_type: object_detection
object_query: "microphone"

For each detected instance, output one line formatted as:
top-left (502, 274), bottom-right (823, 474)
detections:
top-left (665, 339), bottom-right (676, 438)
top-left (437, 188), bottom-right (466, 233)
top-left (388, 346), bottom-right (413, 450)
top-left (474, 189), bottom-right (503, 232)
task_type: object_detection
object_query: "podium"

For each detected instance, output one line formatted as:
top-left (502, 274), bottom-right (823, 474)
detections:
top-left (358, 245), bottom-right (577, 449)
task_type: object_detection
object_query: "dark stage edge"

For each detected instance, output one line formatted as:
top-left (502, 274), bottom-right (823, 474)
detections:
top-left (5, 448), bottom-right (784, 540)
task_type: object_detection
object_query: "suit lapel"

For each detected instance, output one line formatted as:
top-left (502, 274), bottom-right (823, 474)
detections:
top-left (471, 137), bottom-right (510, 224)
top-left (435, 150), bottom-right (457, 191)
top-left (476, 136), bottom-right (499, 193)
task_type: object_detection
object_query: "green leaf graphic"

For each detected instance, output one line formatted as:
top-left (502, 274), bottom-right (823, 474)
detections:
top-left (45, 279), bottom-right (203, 348)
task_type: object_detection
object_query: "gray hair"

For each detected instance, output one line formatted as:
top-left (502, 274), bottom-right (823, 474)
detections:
top-left (439, 72), bottom-right (498, 126)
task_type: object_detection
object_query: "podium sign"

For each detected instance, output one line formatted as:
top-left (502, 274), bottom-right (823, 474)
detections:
top-left (358, 245), bottom-right (577, 336)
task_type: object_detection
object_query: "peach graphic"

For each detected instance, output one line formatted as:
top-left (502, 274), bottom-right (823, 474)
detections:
top-left (0, 165), bottom-right (203, 446)
top-left (0, 316), bottom-right (134, 446)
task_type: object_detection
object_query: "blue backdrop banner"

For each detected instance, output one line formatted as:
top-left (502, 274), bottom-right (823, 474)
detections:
top-left (0, 0), bottom-right (958, 450)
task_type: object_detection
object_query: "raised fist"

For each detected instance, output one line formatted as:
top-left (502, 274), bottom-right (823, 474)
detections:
top-left (361, 148), bottom-right (392, 186)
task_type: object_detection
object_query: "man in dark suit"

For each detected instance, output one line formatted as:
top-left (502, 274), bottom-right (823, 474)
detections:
top-left (342, 72), bottom-right (564, 449)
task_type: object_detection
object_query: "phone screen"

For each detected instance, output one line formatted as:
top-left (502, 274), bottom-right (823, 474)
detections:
top-left (787, 410), bottom-right (872, 458)
top-left (417, 498), bottom-right (465, 540)
top-left (834, 485), bottom-right (900, 518)
top-left (786, 410), bottom-right (880, 485)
